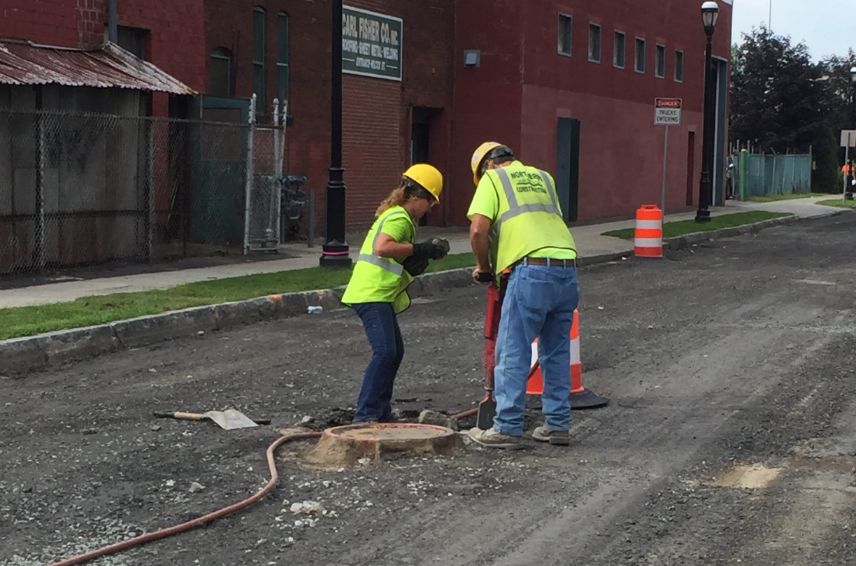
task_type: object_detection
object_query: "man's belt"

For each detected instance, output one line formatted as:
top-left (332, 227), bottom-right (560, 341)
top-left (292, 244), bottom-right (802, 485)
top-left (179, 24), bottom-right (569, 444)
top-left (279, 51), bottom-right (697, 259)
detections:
top-left (519, 256), bottom-right (576, 267)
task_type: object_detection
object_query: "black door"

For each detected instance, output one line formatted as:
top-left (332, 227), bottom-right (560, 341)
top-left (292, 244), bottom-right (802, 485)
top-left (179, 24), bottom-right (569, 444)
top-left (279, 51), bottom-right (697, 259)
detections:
top-left (556, 117), bottom-right (580, 222)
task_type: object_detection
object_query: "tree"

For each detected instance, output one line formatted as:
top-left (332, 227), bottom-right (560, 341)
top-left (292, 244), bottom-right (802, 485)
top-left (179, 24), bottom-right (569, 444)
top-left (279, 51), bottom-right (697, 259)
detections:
top-left (730, 27), bottom-right (825, 154)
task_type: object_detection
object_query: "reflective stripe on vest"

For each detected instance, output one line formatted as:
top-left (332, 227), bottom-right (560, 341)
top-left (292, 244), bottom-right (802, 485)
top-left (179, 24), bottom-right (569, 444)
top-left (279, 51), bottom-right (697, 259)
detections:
top-left (356, 211), bottom-right (406, 276)
top-left (493, 168), bottom-right (562, 229)
top-left (483, 163), bottom-right (577, 273)
top-left (341, 206), bottom-right (415, 313)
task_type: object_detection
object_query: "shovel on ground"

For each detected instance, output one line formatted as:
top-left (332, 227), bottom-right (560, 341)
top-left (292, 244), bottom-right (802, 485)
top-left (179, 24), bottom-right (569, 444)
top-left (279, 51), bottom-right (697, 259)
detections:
top-left (153, 409), bottom-right (270, 430)
top-left (476, 282), bottom-right (502, 430)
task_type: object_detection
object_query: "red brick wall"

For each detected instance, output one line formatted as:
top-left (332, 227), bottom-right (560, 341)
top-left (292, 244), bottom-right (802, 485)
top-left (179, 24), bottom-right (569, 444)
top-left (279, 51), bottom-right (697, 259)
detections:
top-left (205, 0), bottom-right (332, 233)
top-left (452, 0), bottom-right (733, 223)
top-left (342, 77), bottom-right (401, 226)
top-left (120, 0), bottom-right (206, 93)
top-left (78, 0), bottom-right (106, 47)
top-left (342, 0), bottom-right (454, 229)
top-left (204, 0), bottom-right (454, 232)
top-left (0, 1), bottom-right (205, 115)
top-left (0, 1), bottom-right (80, 46)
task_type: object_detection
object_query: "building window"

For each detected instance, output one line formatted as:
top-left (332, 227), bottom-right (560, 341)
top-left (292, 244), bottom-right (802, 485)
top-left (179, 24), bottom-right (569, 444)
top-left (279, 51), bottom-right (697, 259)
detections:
top-left (117, 26), bottom-right (148, 60)
top-left (558, 13), bottom-right (572, 56)
top-left (674, 49), bottom-right (684, 82)
top-left (277, 12), bottom-right (289, 106)
top-left (613, 31), bottom-right (625, 68)
top-left (253, 7), bottom-right (266, 109)
top-left (655, 44), bottom-right (666, 78)
top-left (635, 37), bottom-right (646, 73)
top-left (209, 47), bottom-right (233, 97)
top-left (588, 23), bottom-right (601, 63)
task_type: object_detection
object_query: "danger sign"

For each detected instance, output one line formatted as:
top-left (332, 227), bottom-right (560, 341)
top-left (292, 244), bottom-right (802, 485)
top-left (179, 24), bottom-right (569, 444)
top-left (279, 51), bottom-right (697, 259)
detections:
top-left (654, 97), bottom-right (682, 126)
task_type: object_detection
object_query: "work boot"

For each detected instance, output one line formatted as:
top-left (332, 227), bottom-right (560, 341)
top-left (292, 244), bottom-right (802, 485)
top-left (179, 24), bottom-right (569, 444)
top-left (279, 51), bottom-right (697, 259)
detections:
top-left (467, 427), bottom-right (523, 449)
top-left (532, 425), bottom-right (570, 446)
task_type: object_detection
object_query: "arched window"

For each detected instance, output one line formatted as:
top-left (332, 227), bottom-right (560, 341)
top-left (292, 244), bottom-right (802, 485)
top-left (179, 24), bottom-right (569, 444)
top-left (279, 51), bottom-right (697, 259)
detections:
top-left (276, 12), bottom-right (289, 107)
top-left (253, 7), bottom-right (266, 108)
top-left (209, 47), bottom-right (233, 97)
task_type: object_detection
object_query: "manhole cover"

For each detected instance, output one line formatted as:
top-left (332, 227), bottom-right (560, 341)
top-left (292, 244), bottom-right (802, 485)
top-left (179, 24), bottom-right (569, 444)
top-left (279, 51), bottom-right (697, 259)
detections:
top-left (304, 423), bottom-right (463, 467)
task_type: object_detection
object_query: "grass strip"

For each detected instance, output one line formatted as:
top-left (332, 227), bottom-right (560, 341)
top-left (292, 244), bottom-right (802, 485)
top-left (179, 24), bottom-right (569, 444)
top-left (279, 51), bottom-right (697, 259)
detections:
top-left (0, 252), bottom-right (477, 340)
top-left (816, 199), bottom-right (856, 208)
top-left (602, 211), bottom-right (791, 239)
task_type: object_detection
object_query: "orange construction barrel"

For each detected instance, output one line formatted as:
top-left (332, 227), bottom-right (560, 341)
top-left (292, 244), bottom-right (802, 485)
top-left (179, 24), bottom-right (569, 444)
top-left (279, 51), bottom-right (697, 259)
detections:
top-left (634, 204), bottom-right (663, 258)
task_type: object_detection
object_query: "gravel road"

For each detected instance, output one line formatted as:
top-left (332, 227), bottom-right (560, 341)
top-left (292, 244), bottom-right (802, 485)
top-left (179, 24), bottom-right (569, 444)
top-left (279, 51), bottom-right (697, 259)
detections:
top-left (3, 213), bottom-right (856, 566)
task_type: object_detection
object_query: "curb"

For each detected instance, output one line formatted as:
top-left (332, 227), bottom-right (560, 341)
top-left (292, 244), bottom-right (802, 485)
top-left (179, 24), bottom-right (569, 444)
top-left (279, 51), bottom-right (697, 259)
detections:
top-left (0, 269), bottom-right (479, 375)
top-left (1, 211), bottom-right (841, 374)
top-left (664, 209), bottom-right (845, 251)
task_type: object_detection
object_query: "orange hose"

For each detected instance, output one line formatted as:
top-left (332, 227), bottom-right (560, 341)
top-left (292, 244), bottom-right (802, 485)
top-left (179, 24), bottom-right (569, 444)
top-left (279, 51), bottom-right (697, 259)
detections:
top-left (49, 431), bottom-right (321, 566)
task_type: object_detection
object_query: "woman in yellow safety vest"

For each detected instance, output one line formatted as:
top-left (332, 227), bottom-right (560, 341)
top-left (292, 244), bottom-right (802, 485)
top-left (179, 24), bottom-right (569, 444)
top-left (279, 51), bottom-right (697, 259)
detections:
top-left (341, 164), bottom-right (450, 423)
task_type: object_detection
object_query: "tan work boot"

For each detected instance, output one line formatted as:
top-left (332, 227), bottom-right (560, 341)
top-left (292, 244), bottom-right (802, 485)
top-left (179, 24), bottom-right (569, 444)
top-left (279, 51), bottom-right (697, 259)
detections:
top-left (532, 425), bottom-right (570, 446)
top-left (467, 426), bottom-right (523, 449)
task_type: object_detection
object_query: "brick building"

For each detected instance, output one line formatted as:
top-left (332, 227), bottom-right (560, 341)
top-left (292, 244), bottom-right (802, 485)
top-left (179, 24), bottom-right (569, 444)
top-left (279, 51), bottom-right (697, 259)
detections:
top-left (0, 0), bottom-right (206, 115)
top-left (201, 0), bottom-right (731, 228)
top-left (201, 0), bottom-right (454, 229)
top-left (449, 0), bottom-right (733, 223)
top-left (0, 0), bottom-right (733, 232)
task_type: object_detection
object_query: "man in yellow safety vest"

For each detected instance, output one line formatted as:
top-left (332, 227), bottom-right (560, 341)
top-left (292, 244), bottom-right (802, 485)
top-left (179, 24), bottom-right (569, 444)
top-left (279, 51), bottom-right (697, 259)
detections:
top-left (466, 142), bottom-right (579, 448)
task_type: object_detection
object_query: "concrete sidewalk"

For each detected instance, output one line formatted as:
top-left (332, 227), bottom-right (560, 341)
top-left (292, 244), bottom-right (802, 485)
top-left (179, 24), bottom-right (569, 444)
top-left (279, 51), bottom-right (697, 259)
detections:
top-left (0, 195), bottom-right (841, 309)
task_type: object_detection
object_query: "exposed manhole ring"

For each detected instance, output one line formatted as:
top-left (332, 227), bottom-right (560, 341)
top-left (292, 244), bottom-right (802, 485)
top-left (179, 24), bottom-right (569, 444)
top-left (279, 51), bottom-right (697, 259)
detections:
top-left (304, 423), bottom-right (463, 467)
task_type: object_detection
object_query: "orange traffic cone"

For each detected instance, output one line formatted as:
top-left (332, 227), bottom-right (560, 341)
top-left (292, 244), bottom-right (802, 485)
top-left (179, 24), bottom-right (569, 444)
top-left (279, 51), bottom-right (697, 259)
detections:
top-left (526, 310), bottom-right (608, 409)
top-left (634, 204), bottom-right (663, 258)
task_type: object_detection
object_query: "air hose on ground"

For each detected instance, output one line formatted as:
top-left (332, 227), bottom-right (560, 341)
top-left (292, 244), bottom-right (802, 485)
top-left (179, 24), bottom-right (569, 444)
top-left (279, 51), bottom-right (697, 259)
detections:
top-left (49, 431), bottom-right (322, 566)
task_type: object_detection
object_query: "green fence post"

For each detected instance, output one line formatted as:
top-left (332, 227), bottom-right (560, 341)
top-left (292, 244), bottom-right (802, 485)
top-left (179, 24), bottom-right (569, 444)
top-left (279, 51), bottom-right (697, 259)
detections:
top-left (739, 149), bottom-right (748, 200)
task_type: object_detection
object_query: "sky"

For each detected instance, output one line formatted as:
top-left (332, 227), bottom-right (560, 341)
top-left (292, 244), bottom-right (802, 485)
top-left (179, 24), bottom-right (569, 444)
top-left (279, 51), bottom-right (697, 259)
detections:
top-left (730, 0), bottom-right (856, 61)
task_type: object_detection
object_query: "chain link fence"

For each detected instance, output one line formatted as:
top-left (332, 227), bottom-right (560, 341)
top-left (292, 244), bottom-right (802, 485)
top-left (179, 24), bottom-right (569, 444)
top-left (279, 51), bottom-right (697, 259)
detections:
top-left (730, 151), bottom-right (811, 199)
top-left (0, 109), bottom-right (285, 275)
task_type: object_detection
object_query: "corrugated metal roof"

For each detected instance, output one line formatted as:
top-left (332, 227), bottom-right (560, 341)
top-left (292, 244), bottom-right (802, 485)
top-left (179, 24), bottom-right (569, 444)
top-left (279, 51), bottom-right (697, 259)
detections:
top-left (0, 40), bottom-right (196, 95)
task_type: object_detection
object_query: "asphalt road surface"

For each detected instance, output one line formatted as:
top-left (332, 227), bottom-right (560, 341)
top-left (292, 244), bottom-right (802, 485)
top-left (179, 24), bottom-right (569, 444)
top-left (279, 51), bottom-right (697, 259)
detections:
top-left (3, 213), bottom-right (856, 566)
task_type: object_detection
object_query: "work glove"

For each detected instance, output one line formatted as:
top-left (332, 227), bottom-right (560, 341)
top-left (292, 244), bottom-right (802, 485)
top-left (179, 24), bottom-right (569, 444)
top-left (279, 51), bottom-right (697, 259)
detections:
top-left (411, 238), bottom-right (450, 260)
top-left (403, 255), bottom-right (430, 276)
top-left (472, 269), bottom-right (495, 284)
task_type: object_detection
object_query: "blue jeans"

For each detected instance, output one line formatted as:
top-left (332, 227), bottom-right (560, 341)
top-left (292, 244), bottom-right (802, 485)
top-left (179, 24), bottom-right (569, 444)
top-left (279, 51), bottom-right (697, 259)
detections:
top-left (353, 302), bottom-right (404, 422)
top-left (493, 264), bottom-right (580, 435)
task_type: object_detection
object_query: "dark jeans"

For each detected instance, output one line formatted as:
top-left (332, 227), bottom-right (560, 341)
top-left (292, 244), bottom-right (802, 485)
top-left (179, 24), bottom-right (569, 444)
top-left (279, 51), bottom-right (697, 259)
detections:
top-left (353, 302), bottom-right (404, 422)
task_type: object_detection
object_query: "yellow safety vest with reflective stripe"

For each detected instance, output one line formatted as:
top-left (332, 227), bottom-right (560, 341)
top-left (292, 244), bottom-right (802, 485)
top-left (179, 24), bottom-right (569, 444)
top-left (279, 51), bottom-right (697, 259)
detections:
top-left (341, 206), bottom-right (416, 314)
top-left (485, 162), bottom-right (577, 273)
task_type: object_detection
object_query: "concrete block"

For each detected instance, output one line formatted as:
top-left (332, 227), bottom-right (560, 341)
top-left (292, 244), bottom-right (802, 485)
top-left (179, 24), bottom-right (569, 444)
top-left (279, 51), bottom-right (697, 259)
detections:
top-left (0, 336), bottom-right (48, 374)
top-left (43, 325), bottom-right (118, 366)
top-left (214, 299), bottom-right (266, 330)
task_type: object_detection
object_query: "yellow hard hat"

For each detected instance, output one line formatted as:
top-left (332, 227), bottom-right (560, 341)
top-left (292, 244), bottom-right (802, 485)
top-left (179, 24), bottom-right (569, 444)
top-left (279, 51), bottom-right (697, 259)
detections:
top-left (470, 141), bottom-right (504, 186)
top-left (403, 163), bottom-right (443, 201)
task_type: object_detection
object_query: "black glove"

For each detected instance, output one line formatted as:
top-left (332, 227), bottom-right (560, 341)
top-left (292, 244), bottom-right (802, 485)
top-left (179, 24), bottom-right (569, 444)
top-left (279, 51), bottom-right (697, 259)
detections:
top-left (412, 238), bottom-right (450, 260)
top-left (474, 269), bottom-right (495, 283)
top-left (403, 255), bottom-right (430, 276)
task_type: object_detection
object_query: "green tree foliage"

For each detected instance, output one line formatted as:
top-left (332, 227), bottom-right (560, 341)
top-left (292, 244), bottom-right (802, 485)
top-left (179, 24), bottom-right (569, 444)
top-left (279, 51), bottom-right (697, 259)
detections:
top-left (731, 28), bottom-right (856, 192)
top-left (731, 27), bottom-right (824, 153)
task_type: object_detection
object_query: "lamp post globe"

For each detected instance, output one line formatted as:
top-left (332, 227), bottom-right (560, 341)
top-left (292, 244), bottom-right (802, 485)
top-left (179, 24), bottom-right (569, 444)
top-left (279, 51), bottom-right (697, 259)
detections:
top-left (701, 1), bottom-right (719, 33)
top-left (695, 1), bottom-right (719, 223)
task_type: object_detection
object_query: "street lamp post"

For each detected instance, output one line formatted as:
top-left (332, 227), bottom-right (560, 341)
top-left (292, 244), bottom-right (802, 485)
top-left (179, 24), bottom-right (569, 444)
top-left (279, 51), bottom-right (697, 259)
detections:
top-left (320, 0), bottom-right (352, 267)
top-left (695, 1), bottom-right (719, 223)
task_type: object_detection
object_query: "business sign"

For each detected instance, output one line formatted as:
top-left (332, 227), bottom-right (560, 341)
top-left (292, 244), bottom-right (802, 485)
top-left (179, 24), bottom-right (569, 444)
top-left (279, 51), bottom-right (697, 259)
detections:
top-left (342, 6), bottom-right (403, 81)
top-left (654, 97), bottom-right (682, 126)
